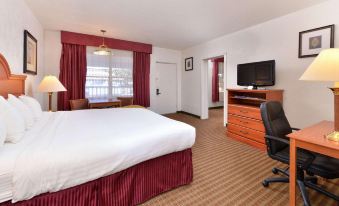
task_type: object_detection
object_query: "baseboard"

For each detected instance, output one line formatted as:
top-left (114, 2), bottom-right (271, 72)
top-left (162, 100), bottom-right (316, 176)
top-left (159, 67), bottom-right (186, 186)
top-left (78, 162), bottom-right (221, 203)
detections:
top-left (177, 111), bottom-right (201, 119)
top-left (208, 106), bottom-right (224, 110)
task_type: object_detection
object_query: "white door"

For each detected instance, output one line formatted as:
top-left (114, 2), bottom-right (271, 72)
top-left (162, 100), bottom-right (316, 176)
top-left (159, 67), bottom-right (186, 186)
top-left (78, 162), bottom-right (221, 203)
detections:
top-left (154, 63), bottom-right (177, 114)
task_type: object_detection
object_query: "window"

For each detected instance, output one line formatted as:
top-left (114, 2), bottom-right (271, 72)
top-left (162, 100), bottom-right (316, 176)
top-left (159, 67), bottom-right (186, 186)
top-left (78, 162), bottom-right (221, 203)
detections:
top-left (86, 47), bottom-right (133, 99)
top-left (218, 62), bottom-right (224, 92)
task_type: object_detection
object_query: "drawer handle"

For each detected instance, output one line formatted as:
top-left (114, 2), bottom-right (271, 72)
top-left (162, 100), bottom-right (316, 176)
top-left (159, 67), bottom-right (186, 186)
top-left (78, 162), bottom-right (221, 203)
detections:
top-left (240, 110), bottom-right (248, 113)
top-left (239, 120), bottom-right (249, 124)
top-left (240, 130), bottom-right (248, 135)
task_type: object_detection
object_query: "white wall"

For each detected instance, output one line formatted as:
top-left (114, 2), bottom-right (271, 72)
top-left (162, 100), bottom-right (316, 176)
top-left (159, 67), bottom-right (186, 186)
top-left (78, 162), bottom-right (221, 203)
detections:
top-left (0, 0), bottom-right (44, 104)
top-left (44, 30), bottom-right (62, 110)
top-left (207, 60), bottom-right (224, 108)
top-left (182, 0), bottom-right (339, 128)
top-left (44, 30), bottom-right (182, 111)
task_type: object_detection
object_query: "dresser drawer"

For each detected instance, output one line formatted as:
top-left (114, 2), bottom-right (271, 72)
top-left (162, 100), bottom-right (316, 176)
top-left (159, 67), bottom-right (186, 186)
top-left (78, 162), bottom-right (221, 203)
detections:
top-left (228, 114), bottom-right (265, 132)
top-left (227, 123), bottom-right (265, 144)
top-left (228, 104), bottom-right (261, 120)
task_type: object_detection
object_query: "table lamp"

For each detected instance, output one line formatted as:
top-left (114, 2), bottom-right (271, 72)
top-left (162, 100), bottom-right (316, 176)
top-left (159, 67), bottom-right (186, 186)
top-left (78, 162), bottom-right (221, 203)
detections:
top-left (38, 75), bottom-right (67, 111)
top-left (300, 48), bottom-right (339, 142)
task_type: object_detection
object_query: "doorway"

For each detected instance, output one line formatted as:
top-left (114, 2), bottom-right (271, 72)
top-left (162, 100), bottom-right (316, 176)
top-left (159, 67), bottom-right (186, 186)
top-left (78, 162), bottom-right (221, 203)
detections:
top-left (201, 54), bottom-right (227, 126)
top-left (208, 58), bottom-right (224, 109)
top-left (153, 62), bottom-right (178, 114)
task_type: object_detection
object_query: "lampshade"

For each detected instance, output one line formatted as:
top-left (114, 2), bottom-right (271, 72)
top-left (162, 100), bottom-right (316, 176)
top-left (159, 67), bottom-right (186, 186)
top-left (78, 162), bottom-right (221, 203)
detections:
top-left (300, 48), bottom-right (339, 82)
top-left (38, 75), bottom-right (67, 93)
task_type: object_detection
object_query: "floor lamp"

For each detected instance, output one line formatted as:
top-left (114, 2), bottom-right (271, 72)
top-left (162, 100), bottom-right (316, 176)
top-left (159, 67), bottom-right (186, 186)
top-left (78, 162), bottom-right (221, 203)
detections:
top-left (38, 75), bottom-right (67, 112)
top-left (300, 48), bottom-right (339, 142)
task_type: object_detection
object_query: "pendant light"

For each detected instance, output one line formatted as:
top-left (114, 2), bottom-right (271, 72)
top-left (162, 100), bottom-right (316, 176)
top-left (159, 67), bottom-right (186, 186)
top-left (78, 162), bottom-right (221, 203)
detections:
top-left (94, 30), bottom-right (111, 55)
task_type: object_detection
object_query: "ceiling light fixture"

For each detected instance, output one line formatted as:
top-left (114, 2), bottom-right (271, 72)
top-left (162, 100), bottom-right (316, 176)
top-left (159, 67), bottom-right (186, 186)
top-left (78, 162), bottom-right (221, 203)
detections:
top-left (94, 30), bottom-right (111, 55)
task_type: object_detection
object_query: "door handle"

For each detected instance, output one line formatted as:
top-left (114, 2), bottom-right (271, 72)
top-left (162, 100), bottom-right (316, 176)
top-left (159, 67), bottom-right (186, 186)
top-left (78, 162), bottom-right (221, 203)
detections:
top-left (156, 89), bottom-right (161, 95)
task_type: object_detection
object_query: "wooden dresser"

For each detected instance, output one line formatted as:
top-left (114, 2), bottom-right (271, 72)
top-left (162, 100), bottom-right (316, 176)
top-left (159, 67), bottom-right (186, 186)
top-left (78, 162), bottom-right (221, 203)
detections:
top-left (226, 89), bottom-right (283, 150)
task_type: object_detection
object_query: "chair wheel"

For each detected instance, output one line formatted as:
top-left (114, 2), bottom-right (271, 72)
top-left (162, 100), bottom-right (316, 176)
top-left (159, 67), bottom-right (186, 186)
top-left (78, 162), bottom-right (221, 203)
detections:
top-left (272, 168), bottom-right (278, 174)
top-left (262, 180), bottom-right (269, 187)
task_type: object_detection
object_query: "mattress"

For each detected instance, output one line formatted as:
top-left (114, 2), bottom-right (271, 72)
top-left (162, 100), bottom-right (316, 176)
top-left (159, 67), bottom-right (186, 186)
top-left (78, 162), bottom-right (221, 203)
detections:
top-left (0, 108), bottom-right (195, 203)
top-left (0, 112), bottom-right (53, 203)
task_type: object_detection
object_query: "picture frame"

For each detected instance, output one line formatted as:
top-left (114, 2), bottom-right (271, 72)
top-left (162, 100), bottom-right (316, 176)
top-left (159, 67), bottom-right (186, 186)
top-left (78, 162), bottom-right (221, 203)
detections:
top-left (185, 57), bottom-right (193, 71)
top-left (23, 30), bottom-right (38, 75)
top-left (298, 25), bottom-right (334, 58)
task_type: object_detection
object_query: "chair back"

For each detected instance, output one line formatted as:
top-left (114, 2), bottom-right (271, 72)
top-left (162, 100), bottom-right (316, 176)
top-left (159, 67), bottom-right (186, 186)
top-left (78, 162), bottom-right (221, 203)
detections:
top-left (260, 101), bottom-right (292, 154)
top-left (70, 99), bottom-right (89, 110)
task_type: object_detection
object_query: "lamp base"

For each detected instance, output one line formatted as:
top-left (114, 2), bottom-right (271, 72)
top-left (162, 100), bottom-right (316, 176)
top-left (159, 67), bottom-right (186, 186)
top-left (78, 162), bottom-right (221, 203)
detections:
top-left (326, 131), bottom-right (339, 142)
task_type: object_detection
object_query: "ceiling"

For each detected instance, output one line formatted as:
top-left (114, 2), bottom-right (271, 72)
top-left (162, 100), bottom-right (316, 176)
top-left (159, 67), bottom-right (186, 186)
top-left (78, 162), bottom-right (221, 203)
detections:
top-left (25, 0), bottom-right (328, 50)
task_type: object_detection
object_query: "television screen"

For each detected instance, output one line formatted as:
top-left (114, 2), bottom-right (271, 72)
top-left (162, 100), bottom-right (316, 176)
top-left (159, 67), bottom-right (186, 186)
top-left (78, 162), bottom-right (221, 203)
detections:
top-left (237, 60), bottom-right (275, 87)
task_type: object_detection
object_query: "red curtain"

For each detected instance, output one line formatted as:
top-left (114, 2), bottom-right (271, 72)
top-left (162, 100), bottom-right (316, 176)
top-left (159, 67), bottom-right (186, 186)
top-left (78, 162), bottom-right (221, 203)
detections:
top-left (61, 31), bottom-right (152, 54)
top-left (58, 43), bottom-right (87, 111)
top-left (212, 58), bottom-right (224, 102)
top-left (133, 52), bottom-right (150, 107)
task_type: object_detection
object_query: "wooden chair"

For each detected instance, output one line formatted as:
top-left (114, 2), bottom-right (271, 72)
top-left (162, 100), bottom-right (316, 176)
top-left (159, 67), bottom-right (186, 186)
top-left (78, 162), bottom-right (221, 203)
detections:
top-left (69, 99), bottom-right (89, 110)
top-left (117, 97), bottom-right (134, 107)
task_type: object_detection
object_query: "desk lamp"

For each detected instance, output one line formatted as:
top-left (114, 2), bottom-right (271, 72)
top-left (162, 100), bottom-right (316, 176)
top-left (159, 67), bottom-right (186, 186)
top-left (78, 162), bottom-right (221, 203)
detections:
top-left (300, 48), bottom-right (339, 142)
top-left (38, 75), bottom-right (66, 111)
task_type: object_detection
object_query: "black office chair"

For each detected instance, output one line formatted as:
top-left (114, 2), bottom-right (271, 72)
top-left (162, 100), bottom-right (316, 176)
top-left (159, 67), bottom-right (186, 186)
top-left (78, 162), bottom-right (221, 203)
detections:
top-left (260, 101), bottom-right (339, 206)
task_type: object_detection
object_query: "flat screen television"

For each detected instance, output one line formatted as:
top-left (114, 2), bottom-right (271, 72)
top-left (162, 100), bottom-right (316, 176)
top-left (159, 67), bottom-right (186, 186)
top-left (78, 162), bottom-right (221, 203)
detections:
top-left (237, 60), bottom-right (275, 89)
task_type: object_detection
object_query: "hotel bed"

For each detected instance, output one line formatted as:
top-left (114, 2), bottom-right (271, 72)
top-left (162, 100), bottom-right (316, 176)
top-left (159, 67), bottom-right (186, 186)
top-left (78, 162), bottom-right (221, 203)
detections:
top-left (0, 54), bottom-right (195, 206)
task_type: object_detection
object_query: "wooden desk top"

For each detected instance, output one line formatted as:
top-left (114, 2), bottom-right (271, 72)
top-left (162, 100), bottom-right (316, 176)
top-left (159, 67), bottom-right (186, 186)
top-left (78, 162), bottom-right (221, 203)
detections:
top-left (227, 88), bottom-right (284, 93)
top-left (88, 98), bottom-right (121, 104)
top-left (287, 121), bottom-right (339, 151)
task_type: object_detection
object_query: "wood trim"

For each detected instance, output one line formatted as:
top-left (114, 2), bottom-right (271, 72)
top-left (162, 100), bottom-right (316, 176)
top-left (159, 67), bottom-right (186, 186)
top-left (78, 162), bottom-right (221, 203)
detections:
top-left (289, 138), bottom-right (297, 205)
top-left (0, 54), bottom-right (26, 98)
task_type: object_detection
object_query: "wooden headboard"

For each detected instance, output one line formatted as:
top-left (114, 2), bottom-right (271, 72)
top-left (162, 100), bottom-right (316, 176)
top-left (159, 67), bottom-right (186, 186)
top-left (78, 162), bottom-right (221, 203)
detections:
top-left (0, 54), bottom-right (26, 98)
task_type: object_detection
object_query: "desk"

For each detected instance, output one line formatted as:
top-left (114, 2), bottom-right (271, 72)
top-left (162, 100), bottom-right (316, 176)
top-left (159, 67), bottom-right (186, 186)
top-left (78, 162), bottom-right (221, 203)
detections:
top-left (88, 98), bottom-right (121, 109)
top-left (287, 121), bottom-right (339, 206)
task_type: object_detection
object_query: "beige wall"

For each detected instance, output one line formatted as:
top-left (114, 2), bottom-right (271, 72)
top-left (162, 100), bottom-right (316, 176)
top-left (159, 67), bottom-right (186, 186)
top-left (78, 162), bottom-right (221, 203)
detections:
top-left (0, 0), bottom-right (44, 105)
top-left (182, 0), bottom-right (339, 128)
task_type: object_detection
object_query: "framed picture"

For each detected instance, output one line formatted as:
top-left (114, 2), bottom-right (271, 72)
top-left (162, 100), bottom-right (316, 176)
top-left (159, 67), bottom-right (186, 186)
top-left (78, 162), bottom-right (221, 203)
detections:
top-left (185, 57), bottom-right (193, 71)
top-left (299, 25), bottom-right (334, 58)
top-left (23, 30), bottom-right (38, 74)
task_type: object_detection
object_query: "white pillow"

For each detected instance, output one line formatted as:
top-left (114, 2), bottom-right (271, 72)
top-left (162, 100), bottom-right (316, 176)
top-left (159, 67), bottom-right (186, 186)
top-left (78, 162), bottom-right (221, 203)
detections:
top-left (0, 96), bottom-right (25, 143)
top-left (8, 94), bottom-right (35, 130)
top-left (0, 116), bottom-right (7, 147)
top-left (19, 95), bottom-right (43, 121)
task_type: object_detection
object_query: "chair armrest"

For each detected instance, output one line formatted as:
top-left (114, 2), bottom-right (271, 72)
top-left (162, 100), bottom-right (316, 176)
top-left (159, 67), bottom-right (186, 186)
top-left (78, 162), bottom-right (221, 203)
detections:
top-left (291, 127), bottom-right (300, 131)
top-left (265, 135), bottom-right (315, 170)
top-left (265, 135), bottom-right (289, 145)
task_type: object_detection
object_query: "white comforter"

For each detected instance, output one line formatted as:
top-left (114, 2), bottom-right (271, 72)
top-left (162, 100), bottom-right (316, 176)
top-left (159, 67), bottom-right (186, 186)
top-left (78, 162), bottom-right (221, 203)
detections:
top-left (12, 108), bottom-right (195, 203)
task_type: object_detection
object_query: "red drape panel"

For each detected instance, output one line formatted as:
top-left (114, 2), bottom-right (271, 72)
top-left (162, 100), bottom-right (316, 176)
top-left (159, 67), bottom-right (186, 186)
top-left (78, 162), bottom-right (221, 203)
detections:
top-left (58, 43), bottom-right (87, 111)
top-left (212, 58), bottom-right (224, 102)
top-left (133, 52), bottom-right (150, 107)
top-left (61, 31), bottom-right (152, 54)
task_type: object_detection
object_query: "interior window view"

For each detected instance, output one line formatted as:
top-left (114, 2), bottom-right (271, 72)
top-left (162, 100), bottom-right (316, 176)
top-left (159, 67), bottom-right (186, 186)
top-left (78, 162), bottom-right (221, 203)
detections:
top-left (0, 0), bottom-right (338, 206)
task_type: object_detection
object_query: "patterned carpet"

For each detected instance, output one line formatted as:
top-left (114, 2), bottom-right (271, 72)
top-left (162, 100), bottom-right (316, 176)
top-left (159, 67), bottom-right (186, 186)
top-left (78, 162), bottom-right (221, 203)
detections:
top-left (142, 109), bottom-right (339, 206)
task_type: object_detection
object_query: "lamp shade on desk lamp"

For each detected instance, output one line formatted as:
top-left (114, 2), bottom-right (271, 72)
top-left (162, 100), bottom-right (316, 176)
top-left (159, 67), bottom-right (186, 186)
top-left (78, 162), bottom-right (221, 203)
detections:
top-left (38, 75), bottom-right (66, 111)
top-left (300, 48), bottom-right (339, 141)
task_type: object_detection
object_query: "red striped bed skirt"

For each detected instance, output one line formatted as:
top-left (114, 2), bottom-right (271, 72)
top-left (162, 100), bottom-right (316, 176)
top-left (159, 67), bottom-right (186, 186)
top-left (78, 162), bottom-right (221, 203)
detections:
top-left (1, 149), bottom-right (193, 206)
